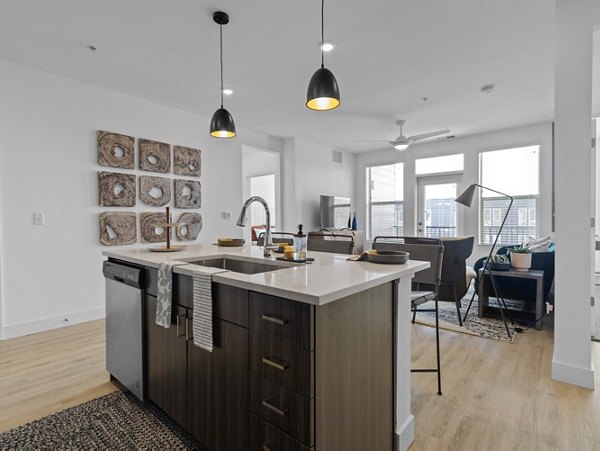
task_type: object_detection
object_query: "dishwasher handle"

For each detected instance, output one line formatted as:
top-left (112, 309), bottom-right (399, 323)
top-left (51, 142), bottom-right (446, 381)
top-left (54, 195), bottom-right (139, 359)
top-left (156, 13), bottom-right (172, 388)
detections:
top-left (103, 261), bottom-right (143, 289)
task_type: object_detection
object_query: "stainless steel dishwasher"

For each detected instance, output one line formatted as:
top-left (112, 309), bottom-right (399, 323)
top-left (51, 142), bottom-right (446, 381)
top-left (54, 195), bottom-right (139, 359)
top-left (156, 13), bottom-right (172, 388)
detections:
top-left (103, 260), bottom-right (144, 401)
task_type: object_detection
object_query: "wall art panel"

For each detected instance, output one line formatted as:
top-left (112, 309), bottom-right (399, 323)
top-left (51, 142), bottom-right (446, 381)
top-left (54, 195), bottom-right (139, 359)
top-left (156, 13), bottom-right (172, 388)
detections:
top-left (174, 146), bottom-right (201, 176)
top-left (99, 212), bottom-right (137, 245)
top-left (139, 139), bottom-right (170, 173)
top-left (174, 179), bottom-right (201, 209)
top-left (98, 171), bottom-right (136, 207)
top-left (140, 211), bottom-right (169, 243)
top-left (176, 212), bottom-right (203, 241)
top-left (139, 175), bottom-right (171, 207)
top-left (97, 130), bottom-right (135, 169)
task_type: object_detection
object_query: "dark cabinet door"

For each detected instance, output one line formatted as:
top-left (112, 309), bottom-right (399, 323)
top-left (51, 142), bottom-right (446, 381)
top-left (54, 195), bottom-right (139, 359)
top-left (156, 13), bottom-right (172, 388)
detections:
top-left (145, 295), bottom-right (189, 429)
top-left (188, 318), bottom-right (249, 451)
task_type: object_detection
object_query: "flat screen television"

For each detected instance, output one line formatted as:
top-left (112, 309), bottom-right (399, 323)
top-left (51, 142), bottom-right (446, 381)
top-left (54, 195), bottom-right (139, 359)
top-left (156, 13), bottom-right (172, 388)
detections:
top-left (320, 195), bottom-right (351, 229)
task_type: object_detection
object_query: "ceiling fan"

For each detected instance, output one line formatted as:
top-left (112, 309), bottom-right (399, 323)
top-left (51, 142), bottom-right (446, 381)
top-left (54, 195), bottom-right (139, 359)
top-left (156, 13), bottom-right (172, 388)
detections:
top-left (356, 120), bottom-right (450, 150)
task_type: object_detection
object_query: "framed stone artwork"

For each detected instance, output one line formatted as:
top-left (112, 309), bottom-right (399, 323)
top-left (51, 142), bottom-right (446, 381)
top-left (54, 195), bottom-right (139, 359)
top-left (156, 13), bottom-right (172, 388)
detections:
top-left (139, 175), bottom-right (171, 207)
top-left (176, 212), bottom-right (203, 241)
top-left (174, 146), bottom-right (201, 177)
top-left (139, 139), bottom-right (170, 173)
top-left (98, 131), bottom-right (135, 169)
top-left (98, 171), bottom-right (136, 207)
top-left (174, 179), bottom-right (201, 209)
top-left (140, 212), bottom-right (169, 243)
top-left (99, 212), bottom-right (137, 245)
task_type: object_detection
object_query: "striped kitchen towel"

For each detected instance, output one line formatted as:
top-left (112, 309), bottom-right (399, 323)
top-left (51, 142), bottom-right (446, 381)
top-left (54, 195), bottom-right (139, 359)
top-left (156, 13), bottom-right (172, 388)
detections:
top-left (192, 271), bottom-right (221, 352)
top-left (155, 260), bottom-right (187, 328)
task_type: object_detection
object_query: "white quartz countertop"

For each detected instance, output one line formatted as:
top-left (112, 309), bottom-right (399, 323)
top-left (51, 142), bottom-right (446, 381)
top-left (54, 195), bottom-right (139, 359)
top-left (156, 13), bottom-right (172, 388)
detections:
top-left (103, 244), bottom-right (429, 305)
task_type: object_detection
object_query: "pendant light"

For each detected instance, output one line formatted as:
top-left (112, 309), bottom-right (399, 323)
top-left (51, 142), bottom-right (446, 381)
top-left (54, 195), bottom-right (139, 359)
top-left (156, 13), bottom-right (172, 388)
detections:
top-left (210, 11), bottom-right (236, 138)
top-left (306, 0), bottom-right (340, 111)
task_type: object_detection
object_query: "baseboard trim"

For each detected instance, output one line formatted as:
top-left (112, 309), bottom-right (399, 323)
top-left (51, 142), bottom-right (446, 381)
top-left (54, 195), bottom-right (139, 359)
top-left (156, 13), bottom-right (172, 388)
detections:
top-left (552, 359), bottom-right (595, 390)
top-left (395, 413), bottom-right (415, 451)
top-left (3, 307), bottom-right (105, 340)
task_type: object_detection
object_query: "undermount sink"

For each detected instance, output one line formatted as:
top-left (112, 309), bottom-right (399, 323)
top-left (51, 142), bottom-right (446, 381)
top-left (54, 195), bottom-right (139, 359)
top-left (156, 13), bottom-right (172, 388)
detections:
top-left (190, 257), bottom-right (288, 275)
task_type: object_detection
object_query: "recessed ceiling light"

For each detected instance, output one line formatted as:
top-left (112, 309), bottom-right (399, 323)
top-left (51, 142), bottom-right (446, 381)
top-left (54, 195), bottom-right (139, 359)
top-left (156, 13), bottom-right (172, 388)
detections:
top-left (320, 41), bottom-right (336, 52)
top-left (222, 88), bottom-right (233, 95)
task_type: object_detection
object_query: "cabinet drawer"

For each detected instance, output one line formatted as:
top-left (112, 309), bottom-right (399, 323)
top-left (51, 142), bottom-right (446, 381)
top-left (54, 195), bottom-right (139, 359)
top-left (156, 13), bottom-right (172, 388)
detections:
top-left (176, 279), bottom-right (248, 328)
top-left (250, 372), bottom-right (313, 446)
top-left (250, 413), bottom-right (313, 451)
top-left (250, 333), bottom-right (313, 398)
top-left (249, 292), bottom-right (314, 350)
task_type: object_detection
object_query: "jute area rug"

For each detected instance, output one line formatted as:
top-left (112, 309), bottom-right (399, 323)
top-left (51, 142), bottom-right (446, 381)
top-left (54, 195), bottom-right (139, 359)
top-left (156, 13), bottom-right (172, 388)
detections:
top-left (413, 292), bottom-right (535, 344)
top-left (0, 391), bottom-right (205, 450)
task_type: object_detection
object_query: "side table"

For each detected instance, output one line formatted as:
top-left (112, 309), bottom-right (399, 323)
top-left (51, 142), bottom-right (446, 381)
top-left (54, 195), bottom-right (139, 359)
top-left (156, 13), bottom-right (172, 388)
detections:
top-left (477, 268), bottom-right (545, 330)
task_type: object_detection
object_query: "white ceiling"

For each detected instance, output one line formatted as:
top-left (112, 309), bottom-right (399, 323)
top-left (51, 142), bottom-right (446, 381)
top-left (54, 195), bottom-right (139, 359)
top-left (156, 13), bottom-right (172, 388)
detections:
top-left (0, 0), bottom-right (588, 152)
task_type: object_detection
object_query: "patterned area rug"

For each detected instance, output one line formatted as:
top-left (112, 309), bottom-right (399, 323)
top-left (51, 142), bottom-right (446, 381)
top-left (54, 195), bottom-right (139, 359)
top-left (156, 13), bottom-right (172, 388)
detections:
top-left (0, 391), bottom-right (204, 450)
top-left (414, 292), bottom-right (536, 343)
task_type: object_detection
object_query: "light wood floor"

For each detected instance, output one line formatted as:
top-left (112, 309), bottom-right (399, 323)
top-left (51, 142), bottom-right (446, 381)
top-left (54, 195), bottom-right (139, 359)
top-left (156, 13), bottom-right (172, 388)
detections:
top-left (0, 320), bottom-right (116, 433)
top-left (1, 317), bottom-right (599, 450)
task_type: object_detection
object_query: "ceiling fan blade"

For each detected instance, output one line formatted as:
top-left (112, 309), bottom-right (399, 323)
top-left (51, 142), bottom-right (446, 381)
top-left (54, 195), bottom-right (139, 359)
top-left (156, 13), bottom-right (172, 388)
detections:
top-left (408, 130), bottom-right (450, 142)
top-left (355, 140), bottom-right (394, 143)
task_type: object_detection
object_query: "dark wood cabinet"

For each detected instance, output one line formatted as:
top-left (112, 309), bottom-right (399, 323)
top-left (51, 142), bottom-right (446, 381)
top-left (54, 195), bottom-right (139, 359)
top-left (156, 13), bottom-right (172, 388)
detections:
top-left (144, 283), bottom-right (249, 450)
top-left (188, 318), bottom-right (248, 451)
top-left (145, 295), bottom-right (189, 429)
top-left (144, 268), bottom-right (394, 451)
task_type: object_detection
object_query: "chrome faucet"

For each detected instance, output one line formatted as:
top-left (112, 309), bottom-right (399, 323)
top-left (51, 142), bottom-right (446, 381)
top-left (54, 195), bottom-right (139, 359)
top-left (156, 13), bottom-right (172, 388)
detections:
top-left (236, 196), bottom-right (278, 257)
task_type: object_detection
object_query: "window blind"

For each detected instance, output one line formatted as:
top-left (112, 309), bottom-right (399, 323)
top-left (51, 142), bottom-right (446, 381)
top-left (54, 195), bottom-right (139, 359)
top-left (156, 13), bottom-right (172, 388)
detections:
top-left (366, 164), bottom-right (404, 240)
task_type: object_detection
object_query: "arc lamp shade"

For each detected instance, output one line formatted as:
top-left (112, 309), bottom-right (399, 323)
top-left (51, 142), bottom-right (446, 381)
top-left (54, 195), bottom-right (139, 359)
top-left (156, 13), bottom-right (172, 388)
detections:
top-left (306, 67), bottom-right (340, 111)
top-left (210, 107), bottom-right (236, 138)
top-left (455, 183), bottom-right (478, 207)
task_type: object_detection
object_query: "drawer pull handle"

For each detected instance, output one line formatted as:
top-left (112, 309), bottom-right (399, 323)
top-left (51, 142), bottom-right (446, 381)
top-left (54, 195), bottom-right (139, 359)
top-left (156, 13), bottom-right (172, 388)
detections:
top-left (262, 314), bottom-right (287, 325)
top-left (262, 357), bottom-right (288, 371)
top-left (176, 314), bottom-right (186, 338)
top-left (262, 399), bottom-right (288, 417)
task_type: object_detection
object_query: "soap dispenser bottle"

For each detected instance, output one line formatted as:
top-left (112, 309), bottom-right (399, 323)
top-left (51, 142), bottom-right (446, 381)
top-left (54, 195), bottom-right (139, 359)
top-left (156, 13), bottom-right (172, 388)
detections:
top-left (294, 224), bottom-right (307, 261)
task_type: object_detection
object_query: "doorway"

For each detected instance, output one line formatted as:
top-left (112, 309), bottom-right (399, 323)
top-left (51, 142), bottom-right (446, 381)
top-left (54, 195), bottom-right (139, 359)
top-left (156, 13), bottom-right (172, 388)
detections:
top-left (417, 175), bottom-right (462, 238)
top-left (241, 146), bottom-right (281, 243)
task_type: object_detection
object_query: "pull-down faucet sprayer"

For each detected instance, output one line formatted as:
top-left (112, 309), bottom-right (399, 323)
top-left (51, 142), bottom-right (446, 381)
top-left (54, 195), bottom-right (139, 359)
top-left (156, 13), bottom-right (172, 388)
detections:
top-left (236, 196), bottom-right (278, 257)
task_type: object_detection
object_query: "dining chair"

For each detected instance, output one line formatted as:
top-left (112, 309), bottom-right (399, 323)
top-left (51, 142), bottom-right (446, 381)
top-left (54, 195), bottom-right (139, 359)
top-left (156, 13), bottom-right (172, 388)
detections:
top-left (256, 231), bottom-right (294, 246)
top-left (372, 236), bottom-right (444, 395)
top-left (307, 231), bottom-right (355, 254)
top-left (405, 236), bottom-right (475, 326)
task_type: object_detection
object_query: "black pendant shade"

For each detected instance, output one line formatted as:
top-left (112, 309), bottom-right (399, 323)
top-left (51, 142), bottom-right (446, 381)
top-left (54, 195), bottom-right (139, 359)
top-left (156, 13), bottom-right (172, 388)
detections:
top-left (306, 0), bottom-right (340, 111)
top-left (210, 107), bottom-right (236, 138)
top-left (210, 11), bottom-right (236, 139)
top-left (306, 66), bottom-right (340, 111)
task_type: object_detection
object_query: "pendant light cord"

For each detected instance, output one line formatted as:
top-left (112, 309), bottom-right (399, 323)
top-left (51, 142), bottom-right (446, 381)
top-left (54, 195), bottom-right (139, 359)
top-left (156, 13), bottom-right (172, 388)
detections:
top-left (219, 24), bottom-right (224, 108)
top-left (321, 0), bottom-right (324, 68)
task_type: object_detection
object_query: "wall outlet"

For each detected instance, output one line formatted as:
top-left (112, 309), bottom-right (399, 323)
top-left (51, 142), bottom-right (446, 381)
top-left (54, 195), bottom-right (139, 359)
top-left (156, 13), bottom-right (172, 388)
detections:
top-left (223, 211), bottom-right (231, 219)
top-left (33, 213), bottom-right (45, 225)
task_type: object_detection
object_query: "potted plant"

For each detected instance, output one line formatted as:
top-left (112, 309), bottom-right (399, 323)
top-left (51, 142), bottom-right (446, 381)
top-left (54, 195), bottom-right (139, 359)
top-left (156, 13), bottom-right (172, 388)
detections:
top-left (509, 245), bottom-right (532, 271)
top-left (489, 254), bottom-right (510, 271)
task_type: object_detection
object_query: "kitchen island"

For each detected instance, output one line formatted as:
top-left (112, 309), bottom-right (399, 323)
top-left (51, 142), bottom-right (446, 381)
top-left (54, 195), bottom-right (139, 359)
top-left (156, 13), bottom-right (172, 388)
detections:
top-left (103, 244), bottom-right (428, 451)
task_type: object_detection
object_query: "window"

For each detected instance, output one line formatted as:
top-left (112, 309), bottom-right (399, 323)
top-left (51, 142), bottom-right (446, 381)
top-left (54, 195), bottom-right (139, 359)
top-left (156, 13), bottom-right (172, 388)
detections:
top-left (479, 145), bottom-right (540, 245)
top-left (366, 163), bottom-right (404, 240)
top-left (415, 154), bottom-right (464, 175)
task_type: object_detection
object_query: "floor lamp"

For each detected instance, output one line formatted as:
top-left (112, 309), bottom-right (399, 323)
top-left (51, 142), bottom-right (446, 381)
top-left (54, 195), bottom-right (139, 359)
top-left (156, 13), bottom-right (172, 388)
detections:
top-left (455, 183), bottom-right (515, 337)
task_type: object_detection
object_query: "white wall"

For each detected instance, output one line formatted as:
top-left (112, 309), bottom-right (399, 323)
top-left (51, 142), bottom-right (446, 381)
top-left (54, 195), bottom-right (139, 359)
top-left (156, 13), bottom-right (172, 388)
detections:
top-left (281, 137), bottom-right (355, 232)
top-left (0, 59), bottom-right (283, 339)
top-left (552, 0), bottom-right (598, 389)
top-left (355, 122), bottom-right (554, 262)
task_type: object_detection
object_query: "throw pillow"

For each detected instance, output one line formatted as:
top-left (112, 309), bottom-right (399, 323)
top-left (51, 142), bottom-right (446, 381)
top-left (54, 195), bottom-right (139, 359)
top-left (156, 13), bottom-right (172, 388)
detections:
top-left (523, 234), bottom-right (552, 252)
